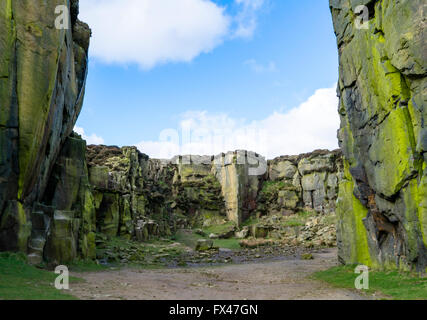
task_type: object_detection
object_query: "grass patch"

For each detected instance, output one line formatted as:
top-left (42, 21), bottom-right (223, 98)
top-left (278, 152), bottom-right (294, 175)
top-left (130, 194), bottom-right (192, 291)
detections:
top-left (68, 260), bottom-right (114, 272)
top-left (282, 219), bottom-right (305, 227)
top-left (173, 230), bottom-right (204, 248)
top-left (213, 239), bottom-right (241, 250)
top-left (0, 252), bottom-right (81, 300)
top-left (280, 210), bottom-right (316, 227)
top-left (296, 210), bottom-right (316, 218)
top-left (203, 221), bottom-right (235, 235)
top-left (313, 265), bottom-right (427, 300)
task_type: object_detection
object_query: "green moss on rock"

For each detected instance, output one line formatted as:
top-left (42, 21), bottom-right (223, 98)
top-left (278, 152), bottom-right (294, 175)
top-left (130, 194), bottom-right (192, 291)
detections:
top-left (336, 162), bottom-right (373, 267)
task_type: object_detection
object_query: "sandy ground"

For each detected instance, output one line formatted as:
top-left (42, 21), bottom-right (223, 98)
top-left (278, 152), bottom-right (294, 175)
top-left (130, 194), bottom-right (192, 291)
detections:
top-left (70, 248), bottom-right (368, 300)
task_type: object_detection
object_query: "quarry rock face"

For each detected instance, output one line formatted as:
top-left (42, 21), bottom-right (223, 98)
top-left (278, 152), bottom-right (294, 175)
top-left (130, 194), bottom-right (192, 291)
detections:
top-left (170, 155), bottom-right (227, 227)
top-left (0, 0), bottom-right (91, 259)
top-left (330, 0), bottom-right (426, 270)
top-left (41, 134), bottom-right (96, 264)
top-left (259, 150), bottom-right (343, 216)
top-left (5, 0), bottom-right (422, 269)
top-left (212, 151), bottom-right (266, 226)
top-left (86, 145), bottom-right (174, 241)
top-left (83, 147), bottom-right (341, 243)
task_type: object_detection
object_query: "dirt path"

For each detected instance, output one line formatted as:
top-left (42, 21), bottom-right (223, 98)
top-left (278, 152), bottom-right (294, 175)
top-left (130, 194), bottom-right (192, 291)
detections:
top-left (70, 248), bottom-right (368, 300)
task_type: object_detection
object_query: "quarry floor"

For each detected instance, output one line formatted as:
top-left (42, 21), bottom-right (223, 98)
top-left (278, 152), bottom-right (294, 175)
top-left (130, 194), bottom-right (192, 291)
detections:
top-left (70, 248), bottom-right (368, 300)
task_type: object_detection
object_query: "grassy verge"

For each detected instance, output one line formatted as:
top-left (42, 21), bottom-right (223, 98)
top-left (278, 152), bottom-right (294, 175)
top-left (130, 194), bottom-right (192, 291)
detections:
top-left (212, 239), bottom-right (241, 250)
top-left (313, 265), bottom-right (427, 300)
top-left (0, 252), bottom-right (82, 300)
top-left (68, 260), bottom-right (114, 272)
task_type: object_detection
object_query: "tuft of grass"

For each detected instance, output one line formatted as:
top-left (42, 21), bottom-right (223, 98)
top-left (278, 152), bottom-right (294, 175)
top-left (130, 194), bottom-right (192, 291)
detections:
top-left (281, 219), bottom-right (305, 227)
top-left (313, 265), bottom-right (427, 300)
top-left (301, 253), bottom-right (314, 260)
top-left (0, 252), bottom-right (81, 300)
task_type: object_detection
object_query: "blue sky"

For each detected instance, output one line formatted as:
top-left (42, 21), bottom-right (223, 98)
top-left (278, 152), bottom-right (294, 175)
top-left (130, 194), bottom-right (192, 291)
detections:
top-left (76, 0), bottom-right (339, 159)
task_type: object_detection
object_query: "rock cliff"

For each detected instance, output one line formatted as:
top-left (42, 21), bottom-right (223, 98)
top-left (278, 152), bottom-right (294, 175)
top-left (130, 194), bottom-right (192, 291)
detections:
top-left (86, 145), bottom-right (175, 241)
top-left (330, 0), bottom-right (426, 271)
top-left (258, 150), bottom-right (343, 216)
top-left (83, 146), bottom-right (342, 247)
top-left (0, 0), bottom-right (91, 261)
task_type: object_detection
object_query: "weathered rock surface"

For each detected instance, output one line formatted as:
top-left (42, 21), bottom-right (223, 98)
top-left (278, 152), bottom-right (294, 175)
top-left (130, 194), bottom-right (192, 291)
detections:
top-left (86, 145), bottom-right (174, 240)
top-left (171, 155), bottom-right (227, 227)
top-left (0, 0), bottom-right (91, 262)
top-left (213, 151), bottom-right (266, 226)
top-left (41, 133), bottom-right (96, 264)
top-left (258, 150), bottom-right (343, 216)
top-left (331, 0), bottom-right (426, 271)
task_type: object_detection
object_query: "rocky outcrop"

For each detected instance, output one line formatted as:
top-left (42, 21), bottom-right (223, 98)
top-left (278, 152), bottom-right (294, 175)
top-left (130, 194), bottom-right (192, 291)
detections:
top-left (171, 155), bottom-right (227, 227)
top-left (39, 133), bottom-right (96, 264)
top-left (212, 151), bottom-right (266, 226)
top-left (0, 0), bottom-right (91, 260)
top-left (84, 147), bottom-right (341, 237)
top-left (83, 149), bottom-right (265, 231)
top-left (257, 150), bottom-right (343, 216)
top-left (330, 0), bottom-right (426, 271)
top-left (86, 145), bottom-right (174, 241)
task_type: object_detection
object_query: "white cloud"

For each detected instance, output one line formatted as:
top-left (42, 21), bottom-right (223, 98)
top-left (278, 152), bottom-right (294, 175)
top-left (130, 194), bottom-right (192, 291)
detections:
top-left (244, 59), bottom-right (277, 73)
top-left (135, 85), bottom-right (340, 159)
top-left (74, 126), bottom-right (105, 145)
top-left (79, 0), bottom-right (267, 69)
top-left (79, 0), bottom-right (231, 69)
top-left (233, 0), bottom-right (266, 38)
